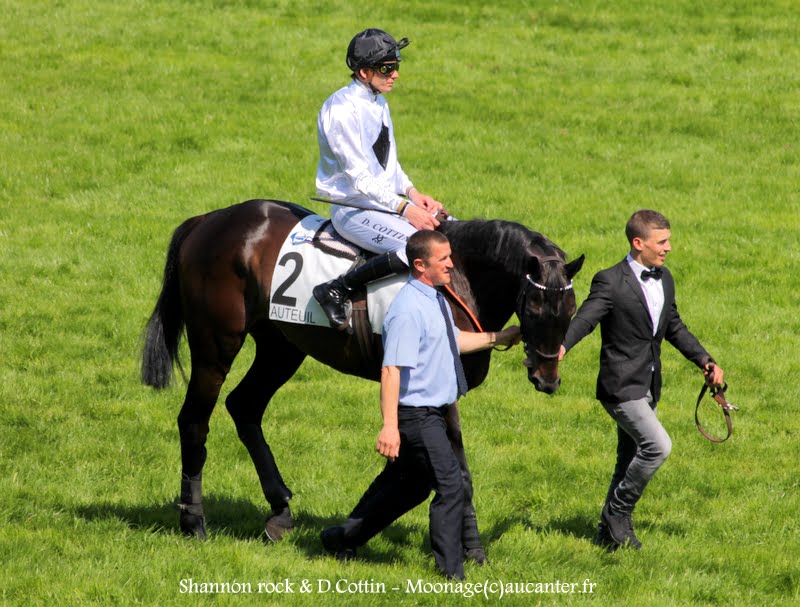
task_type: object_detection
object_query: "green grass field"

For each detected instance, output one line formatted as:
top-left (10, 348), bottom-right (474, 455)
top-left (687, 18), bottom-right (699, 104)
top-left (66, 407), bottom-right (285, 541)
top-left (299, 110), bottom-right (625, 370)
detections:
top-left (2, 1), bottom-right (798, 605)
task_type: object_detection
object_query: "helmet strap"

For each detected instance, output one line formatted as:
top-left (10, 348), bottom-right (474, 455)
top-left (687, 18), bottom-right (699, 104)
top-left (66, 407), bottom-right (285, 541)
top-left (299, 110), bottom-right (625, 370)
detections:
top-left (355, 68), bottom-right (383, 95)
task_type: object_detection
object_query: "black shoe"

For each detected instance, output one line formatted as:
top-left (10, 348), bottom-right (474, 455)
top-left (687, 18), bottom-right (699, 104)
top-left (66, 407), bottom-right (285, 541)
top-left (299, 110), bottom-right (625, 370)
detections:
top-left (601, 504), bottom-right (641, 549)
top-left (464, 547), bottom-right (488, 566)
top-left (626, 521), bottom-right (642, 550)
top-left (594, 521), bottom-right (618, 551)
top-left (313, 279), bottom-right (351, 331)
top-left (321, 526), bottom-right (356, 561)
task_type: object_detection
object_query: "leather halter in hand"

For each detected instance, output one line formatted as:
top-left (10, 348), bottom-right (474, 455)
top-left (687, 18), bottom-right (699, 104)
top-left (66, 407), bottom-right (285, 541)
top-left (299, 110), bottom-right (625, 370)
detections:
top-left (695, 365), bottom-right (738, 443)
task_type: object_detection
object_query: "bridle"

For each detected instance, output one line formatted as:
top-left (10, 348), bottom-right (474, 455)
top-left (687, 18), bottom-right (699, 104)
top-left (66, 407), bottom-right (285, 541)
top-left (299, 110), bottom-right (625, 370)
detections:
top-left (695, 364), bottom-right (738, 443)
top-left (516, 255), bottom-right (574, 360)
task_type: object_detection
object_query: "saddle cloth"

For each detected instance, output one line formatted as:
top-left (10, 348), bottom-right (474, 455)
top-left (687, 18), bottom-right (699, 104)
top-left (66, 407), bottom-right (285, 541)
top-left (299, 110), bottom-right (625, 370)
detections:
top-left (268, 214), bottom-right (405, 333)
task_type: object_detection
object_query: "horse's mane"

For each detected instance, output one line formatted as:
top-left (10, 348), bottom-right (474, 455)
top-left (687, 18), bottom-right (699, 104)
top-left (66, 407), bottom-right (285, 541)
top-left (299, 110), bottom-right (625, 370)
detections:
top-left (439, 219), bottom-right (565, 280)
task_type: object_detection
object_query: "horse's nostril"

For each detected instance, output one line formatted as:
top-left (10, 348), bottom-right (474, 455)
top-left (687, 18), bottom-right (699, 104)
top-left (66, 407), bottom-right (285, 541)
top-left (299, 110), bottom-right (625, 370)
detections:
top-left (530, 372), bottom-right (560, 394)
top-left (540, 382), bottom-right (557, 394)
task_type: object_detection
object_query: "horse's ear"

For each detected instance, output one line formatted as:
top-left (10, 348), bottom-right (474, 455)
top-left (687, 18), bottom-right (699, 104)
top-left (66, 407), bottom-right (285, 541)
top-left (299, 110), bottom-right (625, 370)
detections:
top-left (565, 254), bottom-right (585, 280)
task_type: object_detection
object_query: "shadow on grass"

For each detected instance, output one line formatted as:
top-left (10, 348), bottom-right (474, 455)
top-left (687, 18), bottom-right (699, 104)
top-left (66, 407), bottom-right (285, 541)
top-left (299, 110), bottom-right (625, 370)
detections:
top-left (76, 497), bottom-right (627, 563)
top-left (75, 499), bottom-right (182, 536)
top-left (482, 512), bottom-right (599, 544)
top-left (73, 496), bottom-right (427, 565)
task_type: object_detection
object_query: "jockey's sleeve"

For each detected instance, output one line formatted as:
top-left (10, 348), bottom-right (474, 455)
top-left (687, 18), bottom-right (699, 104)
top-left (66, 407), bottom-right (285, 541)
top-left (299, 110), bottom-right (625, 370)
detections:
top-left (322, 102), bottom-right (413, 212)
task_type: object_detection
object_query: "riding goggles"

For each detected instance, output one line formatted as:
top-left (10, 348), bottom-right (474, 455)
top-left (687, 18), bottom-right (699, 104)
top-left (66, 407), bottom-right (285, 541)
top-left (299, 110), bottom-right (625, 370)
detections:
top-left (372, 62), bottom-right (400, 76)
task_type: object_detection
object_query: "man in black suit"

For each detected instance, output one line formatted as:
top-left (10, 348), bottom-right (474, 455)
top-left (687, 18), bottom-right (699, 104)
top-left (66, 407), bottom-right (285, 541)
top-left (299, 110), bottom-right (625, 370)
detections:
top-left (560, 209), bottom-right (724, 549)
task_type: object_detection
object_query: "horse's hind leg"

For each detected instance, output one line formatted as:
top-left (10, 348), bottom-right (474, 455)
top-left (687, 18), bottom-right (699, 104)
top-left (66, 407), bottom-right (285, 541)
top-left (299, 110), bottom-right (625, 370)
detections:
top-left (177, 320), bottom-right (246, 539)
top-left (225, 322), bottom-right (306, 542)
top-left (177, 361), bottom-right (235, 539)
top-left (445, 402), bottom-right (487, 565)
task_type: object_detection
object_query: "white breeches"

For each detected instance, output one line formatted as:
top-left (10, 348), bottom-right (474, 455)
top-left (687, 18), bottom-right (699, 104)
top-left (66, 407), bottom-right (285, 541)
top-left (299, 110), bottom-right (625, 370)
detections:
top-left (331, 206), bottom-right (416, 265)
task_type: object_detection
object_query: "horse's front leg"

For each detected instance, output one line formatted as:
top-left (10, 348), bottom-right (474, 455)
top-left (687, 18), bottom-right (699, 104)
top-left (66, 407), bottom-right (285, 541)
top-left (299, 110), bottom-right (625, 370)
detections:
top-left (445, 401), bottom-right (487, 565)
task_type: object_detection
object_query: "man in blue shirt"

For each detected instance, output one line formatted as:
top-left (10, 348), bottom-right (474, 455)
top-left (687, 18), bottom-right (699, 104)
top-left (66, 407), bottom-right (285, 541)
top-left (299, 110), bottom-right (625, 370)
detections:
top-left (320, 230), bottom-right (521, 579)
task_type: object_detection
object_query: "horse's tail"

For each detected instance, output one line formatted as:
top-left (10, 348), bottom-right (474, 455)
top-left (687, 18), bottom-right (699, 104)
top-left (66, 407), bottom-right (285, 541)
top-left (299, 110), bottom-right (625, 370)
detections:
top-left (141, 216), bottom-right (203, 389)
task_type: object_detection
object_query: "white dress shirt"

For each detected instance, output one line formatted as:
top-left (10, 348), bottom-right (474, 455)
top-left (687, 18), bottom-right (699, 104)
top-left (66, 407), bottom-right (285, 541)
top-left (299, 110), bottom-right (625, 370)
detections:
top-left (627, 254), bottom-right (664, 336)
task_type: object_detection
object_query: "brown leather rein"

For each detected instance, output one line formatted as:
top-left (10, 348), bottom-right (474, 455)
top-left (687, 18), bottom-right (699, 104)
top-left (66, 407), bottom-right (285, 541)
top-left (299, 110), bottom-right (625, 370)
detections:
top-left (695, 365), bottom-right (738, 443)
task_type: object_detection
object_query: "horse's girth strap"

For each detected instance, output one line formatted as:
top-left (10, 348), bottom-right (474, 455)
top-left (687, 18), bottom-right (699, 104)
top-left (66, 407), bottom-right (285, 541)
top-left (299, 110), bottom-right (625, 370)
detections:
top-left (351, 295), bottom-right (375, 365)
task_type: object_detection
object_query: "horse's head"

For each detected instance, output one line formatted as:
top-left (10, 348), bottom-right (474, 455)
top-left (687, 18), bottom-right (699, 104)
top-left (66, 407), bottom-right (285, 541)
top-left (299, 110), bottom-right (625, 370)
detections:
top-left (517, 253), bottom-right (585, 393)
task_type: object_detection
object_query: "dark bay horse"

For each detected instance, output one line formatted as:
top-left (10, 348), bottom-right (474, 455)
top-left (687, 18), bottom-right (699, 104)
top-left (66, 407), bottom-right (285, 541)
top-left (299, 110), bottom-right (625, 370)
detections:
top-left (141, 199), bottom-right (583, 556)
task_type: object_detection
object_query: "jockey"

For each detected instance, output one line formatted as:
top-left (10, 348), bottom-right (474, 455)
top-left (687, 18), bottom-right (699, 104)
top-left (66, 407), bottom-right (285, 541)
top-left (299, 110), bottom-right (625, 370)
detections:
top-left (313, 28), bottom-right (445, 331)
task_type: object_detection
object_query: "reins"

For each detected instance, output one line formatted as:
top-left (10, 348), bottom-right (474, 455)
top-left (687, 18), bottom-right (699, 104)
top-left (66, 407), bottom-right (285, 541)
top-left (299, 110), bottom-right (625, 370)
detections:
top-left (695, 365), bottom-right (738, 443)
top-left (442, 284), bottom-right (484, 333)
top-left (441, 283), bottom-right (517, 352)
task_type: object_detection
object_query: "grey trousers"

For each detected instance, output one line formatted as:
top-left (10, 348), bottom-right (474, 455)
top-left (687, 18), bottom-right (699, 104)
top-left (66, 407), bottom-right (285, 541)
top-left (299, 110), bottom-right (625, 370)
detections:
top-left (602, 393), bottom-right (672, 515)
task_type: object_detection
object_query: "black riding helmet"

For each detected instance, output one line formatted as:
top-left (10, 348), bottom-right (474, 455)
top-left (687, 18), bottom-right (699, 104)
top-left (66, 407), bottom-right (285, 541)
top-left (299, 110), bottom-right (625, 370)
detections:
top-left (346, 28), bottom-right (410, 71)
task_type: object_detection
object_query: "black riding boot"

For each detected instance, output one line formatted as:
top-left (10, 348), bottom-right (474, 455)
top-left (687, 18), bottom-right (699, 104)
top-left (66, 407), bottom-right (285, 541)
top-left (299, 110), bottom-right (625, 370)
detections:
top-left (313, 251), bottom-right (407, 331)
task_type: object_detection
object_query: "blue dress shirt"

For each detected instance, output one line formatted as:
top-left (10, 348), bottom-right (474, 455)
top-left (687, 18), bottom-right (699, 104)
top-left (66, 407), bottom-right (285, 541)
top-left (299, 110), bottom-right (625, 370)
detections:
top-left (382, 278), bottom-right (461, 407)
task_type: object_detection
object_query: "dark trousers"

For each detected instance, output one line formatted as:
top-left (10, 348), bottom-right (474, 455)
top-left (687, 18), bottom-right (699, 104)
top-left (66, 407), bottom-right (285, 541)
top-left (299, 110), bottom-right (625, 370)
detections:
top-left (340, 405), bottom-right (465, 579)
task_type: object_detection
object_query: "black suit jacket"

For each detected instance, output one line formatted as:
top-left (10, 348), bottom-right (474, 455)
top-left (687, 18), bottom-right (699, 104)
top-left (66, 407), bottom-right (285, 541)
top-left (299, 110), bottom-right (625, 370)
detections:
top-left (563, 259), bottom-right (712, 404)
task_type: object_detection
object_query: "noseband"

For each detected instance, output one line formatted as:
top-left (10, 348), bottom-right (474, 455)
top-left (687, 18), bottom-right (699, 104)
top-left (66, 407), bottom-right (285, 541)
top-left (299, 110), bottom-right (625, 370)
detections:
top-left (517, 255), bottom-right (573, 361)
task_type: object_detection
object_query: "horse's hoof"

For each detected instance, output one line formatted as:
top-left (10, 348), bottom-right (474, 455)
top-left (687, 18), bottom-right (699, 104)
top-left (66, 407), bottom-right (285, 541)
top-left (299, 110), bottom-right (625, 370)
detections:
top-left (265, 507), bottom-right (294, 542)
top-left (179, 510), bottom-right (207, 540)
top-left (465, 547), bottom-right (488, 566)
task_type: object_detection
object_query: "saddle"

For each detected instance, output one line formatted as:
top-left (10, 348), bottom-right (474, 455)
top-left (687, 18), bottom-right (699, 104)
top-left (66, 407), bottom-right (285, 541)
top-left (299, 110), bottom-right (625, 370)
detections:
top-left (311, 219), bottom-right (363, 261)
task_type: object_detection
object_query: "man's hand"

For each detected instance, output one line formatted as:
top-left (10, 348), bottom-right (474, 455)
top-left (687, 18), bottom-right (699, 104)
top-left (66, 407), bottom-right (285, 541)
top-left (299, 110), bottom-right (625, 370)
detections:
top-left (409, 190), bottom-right (444, 214)
top-left (704, 362), bottom-right (724, 388)
top-left (376, 425), bottom-right (400, 461)
top-left (404, 204), bottom-right (440, 230)
top-left (558, 345), bottom-right (566, 361)
top-left (459, 325), bottom-right (522, 353)
top-left (378, 366), bottom-right (401, 461)
top-left (496, 325), bottom-right (522, 347)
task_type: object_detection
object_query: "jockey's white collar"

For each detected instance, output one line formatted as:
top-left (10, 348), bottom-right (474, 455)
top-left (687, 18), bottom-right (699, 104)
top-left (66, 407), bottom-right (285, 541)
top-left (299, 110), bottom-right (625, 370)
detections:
top-left (354, 75), bottom-right (382, 97)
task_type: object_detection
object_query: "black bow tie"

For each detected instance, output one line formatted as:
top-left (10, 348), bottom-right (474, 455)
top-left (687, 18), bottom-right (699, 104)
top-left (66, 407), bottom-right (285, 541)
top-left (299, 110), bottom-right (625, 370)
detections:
top-left (641, 267), bottom-right (663, 281)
